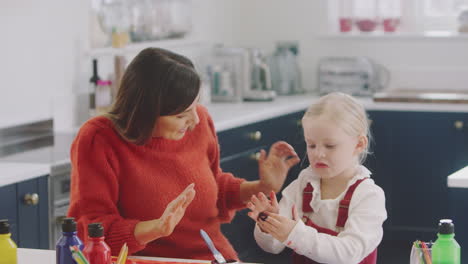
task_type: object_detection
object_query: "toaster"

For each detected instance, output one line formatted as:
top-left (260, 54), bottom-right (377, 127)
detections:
top-left (318, 57), bottom-right (390, 96)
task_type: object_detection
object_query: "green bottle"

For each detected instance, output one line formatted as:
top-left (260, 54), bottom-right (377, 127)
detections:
top-left (0, 219), bottom-right (17, 264)
top-left (432, 219), bottom-right (461, 264)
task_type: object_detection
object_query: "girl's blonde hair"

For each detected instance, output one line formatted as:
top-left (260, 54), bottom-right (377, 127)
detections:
top-left (302, 92), bottom-right (372, 164)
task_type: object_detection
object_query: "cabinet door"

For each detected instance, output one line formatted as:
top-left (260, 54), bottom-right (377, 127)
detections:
top-left (370, 111), bottom-right (464, 241)
top-left (0, 184), bottom-right (18, 242)
top-left (220, 147), bottom-right (264, 261)
top-left (17, 176), bottom-right (49, 249)
top-left (453, 117), bottom-right (468, 172)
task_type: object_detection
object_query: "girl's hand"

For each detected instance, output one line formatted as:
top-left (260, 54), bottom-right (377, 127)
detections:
top-left (155, 183), bottom-right (196, 237)
top-left (256, 205), bottom-right (299, 242)
top-left (247, 191), bottom-right (279, 221)
top-left (258, 141), bottom-right (300, 193)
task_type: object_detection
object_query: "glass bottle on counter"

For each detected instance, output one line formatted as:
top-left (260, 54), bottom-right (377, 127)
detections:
top-left (89, 59), bottom-right (101, 117)
top-left (95, 80), bottom-right (113, 115)
top-left (0, 219), bottom-right (17, 264)
top-left (56, 217), bottom-right (84, 264)
top-left (83, 223), bottom-right (111, 264)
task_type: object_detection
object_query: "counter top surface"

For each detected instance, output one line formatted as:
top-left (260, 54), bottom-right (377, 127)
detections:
top-left (17, 248), bottom-right (257, 264)
top-left (207, 94), bottom-right (468, 132)
top-left (448, 166), bottom-right (468, 188)
top-left (0, 162), bottom-right (50, 187)
top-left (2, 93), bottom-right (468, 187)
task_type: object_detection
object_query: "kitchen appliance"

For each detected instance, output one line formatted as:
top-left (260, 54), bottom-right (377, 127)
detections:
top-left (243, 48), bottom-right (276, 101)
top-left (318, 56), bottom-right (390, 96)
top-left (207, 45), bottom-right (250, 103)
top-left (206, 45), bottom-right (280, 102)
top-left (268, 41), bottom-right (303, 95)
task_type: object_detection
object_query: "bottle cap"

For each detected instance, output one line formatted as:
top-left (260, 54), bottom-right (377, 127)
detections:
top-left (438, 219), bottom-right (455, 234)
top-left (62, 217), bottom-right (77, 233)
top-left (0, 219), bottom-right (10, 234)
top-left (88, 222), bottom-right (104, 238)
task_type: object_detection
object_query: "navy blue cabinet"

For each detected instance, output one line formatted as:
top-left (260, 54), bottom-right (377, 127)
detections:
top-left (367, 111), bottom-right (468, 242)
top-left (218, 109), bottom-right (468, 263)
top-left (0, 176), bottom-right (49, 249)
top-left (218, 110), bottom-right (305, 263)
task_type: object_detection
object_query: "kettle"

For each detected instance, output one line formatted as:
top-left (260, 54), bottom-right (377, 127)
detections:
top-left (243, 48), bottom-right (276, 101)
top-left (268, 42), bottom-right (304, 95)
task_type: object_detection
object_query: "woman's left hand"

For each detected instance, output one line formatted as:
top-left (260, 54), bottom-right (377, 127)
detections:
top-left (258, 141), bottom-right (300, 193)
top-left (256, 205), bottom-right (299, 242)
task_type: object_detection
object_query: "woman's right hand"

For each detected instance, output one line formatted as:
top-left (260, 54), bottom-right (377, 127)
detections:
top-left (246, 190), bottom-right (279, 222)
top-left (134, 183), bottom-right (196, 244)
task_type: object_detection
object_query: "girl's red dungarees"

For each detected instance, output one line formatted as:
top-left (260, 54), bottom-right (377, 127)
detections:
top-left (291, 178), bottom-right (377, 264)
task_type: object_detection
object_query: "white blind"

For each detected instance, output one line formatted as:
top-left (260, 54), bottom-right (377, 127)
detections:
top-left (424, 0), bottom-right (468, 16)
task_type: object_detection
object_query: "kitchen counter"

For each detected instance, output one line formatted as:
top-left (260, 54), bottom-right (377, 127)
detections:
top-left (448, 165), bottom-right (468, 188)
top-left (2, 93), bottom-right (468, 187)
top-left (0, 162), bottom-right (50, 187)
top-left (17, 248), bottom-right (257, 264)
top-left (207, 94), bottom-right (468, 132)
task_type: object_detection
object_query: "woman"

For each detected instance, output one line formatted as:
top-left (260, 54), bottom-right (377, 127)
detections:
top-left (68, 47), bottom-right (300, 261)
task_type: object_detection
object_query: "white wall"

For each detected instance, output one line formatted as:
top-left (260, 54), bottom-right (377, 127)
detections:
top-left (2, 0), bottom-right (468, 131)
top-left (0, 0), bottom-right (242, 131)
top-left (0, 0), bottom-right (76, 129)
top-left (228, 0), bottom-right (468, 92)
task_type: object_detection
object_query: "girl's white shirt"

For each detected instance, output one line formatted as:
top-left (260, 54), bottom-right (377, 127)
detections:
top-left (254, 165), bottom-right (387, 264)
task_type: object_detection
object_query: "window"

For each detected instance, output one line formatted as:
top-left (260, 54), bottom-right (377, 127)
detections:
top-left (328, 0), bottom-right (468, 34)
top-left (423, 0), bottom-right (468, 16)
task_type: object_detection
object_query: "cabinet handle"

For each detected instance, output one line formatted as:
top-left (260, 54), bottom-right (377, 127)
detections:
top-left (23, 193), bottom-right (39, 206)
top-left (454, 121), bottom-right (464, 130)
top-left (248, 131), bottom-right (262, 141)
top-left (249, 152), bottom-right (261, 161)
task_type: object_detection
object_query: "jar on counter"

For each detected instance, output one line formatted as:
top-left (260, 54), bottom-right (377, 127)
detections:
top-left (354, 0), bottom-right (378, 32)
top-left (378, 0), bottom-right (401, 32)
top-left (338, 0), bottom-right (354, 33)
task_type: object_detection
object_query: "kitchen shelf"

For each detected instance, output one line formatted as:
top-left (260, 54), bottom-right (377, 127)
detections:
top-left (319, 31), bottom-right (468, 40)
top-left (85, 37), bottom-right (205, 58)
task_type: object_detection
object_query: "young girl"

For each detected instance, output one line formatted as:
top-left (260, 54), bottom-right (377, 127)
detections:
top-left (247, 92), bottom-right (387, 264)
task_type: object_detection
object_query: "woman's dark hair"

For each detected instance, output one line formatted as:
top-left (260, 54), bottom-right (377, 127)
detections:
top-left (107, 47), bottom-right (200, 145)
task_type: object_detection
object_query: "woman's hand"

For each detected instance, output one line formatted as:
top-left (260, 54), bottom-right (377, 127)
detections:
top-left (258, 141), bottom-right (300, 193)
top-left (247, 191), bottom-right (279, 221)
top-left (134, 183), bottom-right (196, 244)
top-left (256, 205), bottom-right (299, 242)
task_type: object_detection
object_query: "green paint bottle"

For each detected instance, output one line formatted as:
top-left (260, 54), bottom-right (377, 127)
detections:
top-left (432, 219), bottom-right (461, 264)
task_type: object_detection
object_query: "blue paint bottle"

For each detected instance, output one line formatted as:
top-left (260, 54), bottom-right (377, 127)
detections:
top-left (56, 217), bottom-right (83, 264)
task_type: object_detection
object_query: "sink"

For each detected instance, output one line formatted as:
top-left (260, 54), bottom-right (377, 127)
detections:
top-left (373, 89), bottom-right (468, 104)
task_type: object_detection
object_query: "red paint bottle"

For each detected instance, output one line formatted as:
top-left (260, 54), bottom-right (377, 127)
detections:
top-left (83, 223), bottom-right (111, 264)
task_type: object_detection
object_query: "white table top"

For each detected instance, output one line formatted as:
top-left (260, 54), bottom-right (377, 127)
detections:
top-left (448, 166), bottom-right (468, 188)
top-left (17, 248), bottom-right (256, 264)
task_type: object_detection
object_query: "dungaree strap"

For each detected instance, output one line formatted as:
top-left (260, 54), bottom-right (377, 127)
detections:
top-left (335, 178), bottom-right (367, 228)
top-left (302, 183), bottom-right (314, 213)
top-left (296, 178), bottom-right (376, 264)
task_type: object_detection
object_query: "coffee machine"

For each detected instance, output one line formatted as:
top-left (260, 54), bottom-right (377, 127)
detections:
top-left (243, 49), bottom-right (276, 101)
